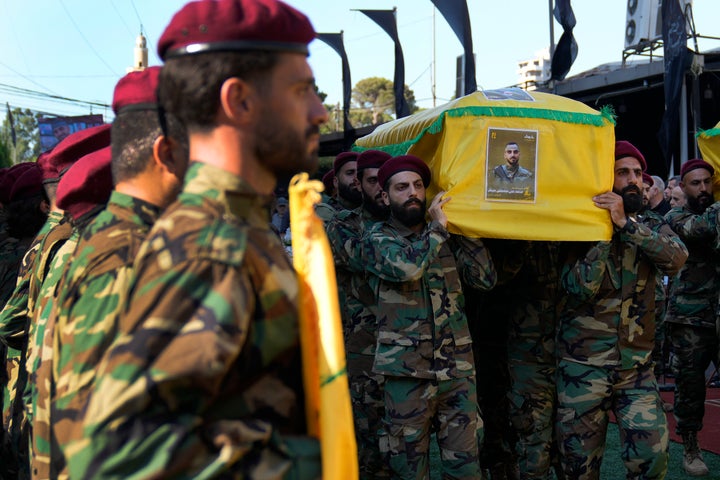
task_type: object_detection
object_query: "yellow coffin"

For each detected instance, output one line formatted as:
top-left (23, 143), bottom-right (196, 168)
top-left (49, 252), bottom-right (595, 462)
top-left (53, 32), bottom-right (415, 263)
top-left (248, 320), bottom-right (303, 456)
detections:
top-left (697, 122), bottom-right (720, 198)
top-left (354, 89), bottom-right (616, 241)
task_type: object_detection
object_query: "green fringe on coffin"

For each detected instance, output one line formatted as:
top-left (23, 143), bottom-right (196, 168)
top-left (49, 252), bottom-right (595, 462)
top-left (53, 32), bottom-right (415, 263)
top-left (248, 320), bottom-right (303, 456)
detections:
top-left (354, 104), bottom-right (617, 154)
top-left (697, 127), bottom-right (720, 139)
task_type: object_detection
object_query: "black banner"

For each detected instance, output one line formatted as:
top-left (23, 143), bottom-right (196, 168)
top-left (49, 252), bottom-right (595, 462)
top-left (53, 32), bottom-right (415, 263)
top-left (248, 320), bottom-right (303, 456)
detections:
top-left (359, 9), bottom-right (410, 118)
top-left (657, 0), bottom-right (692, 168)
top-left (550, 0), bottom-right (578, 81)
top-left (430, 0), bottom-right (477, 95)
top-left (317, 33), bottom-right (353, 131)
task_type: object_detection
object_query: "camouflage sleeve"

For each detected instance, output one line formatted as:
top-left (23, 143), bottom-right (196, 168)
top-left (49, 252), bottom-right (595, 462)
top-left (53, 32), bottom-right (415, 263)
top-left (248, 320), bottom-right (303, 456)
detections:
top-left (561, 241), bottom-right (612, 301)
top-left (326, 214), bottom-right (363, 272)
top-left (630, 217), bottom-right (688, 276)
top-left (666, 203), bottom-right (720, 244)
top-left (315, 202), bottom-right (336, 224)
top-left (363, 220), bottom-right (449, 282)
top-left (449, 235), bottom-right (497, 291)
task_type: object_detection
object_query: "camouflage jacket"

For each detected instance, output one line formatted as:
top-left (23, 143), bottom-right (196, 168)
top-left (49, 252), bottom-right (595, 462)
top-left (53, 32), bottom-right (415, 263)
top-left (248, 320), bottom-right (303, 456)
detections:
top-left (506, 241), bottom-right (563, 365)
top-left (664, 204), bottom-right (720, 329)
top-left (27, 226), bottom-right (80, 479)
top-left (364, 217), bottom-right (497, 380)
top-left (326, 206), bottom-right (385, 355)
top-left (69, 162), bottom-right (313, 479)
top-left (51, 192), bottom-right (162, 461)
top-left (315, 196), bottom-right (349, 223)
top-left (0, 211), bottom-right (64, 351)
top-left (0, 211), bottom-right (63, 464)
top-left (559, 213), bottom-right (688, 369)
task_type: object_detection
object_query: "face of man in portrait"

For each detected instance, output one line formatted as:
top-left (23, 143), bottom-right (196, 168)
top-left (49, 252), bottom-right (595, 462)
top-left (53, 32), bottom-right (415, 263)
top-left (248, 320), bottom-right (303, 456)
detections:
top-left (613, 156), bottom-right (644, 214)
top-left (53, 123), bottom-right (71, 142)
top-left (252, 53), bottom-right (328, 177)
top-left (681, 168), bottom-right (714, 213)
top-left (664, 178), bottom-right (678, 200)
top-left (504, 143), bottom-right (520, 168)
top-left (360, 167), bottom-right (389, 218)
top-left (383, 170), bottom-right (427, 228)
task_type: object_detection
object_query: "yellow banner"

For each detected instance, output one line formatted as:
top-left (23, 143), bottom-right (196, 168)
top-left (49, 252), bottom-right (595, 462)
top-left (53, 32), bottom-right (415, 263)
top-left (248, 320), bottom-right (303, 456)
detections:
top-left (355, 89), bottom-right (617, 241)
top-left (697, 122), bottom-right (720, 199)
top-left (289, 173), bottom-right (358, 479)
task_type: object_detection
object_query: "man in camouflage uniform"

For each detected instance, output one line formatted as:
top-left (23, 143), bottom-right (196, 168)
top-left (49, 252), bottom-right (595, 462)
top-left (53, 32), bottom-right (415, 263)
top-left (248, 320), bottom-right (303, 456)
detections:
top-left (315, 151), bottom-right (361, 222)
top-left (27, 144), bottom-right (113, 479)
top-left (557, 141), bottom-right (688, 479)
top-left (0, 162), bottom-right (48, 478)
top-left (663, 158), bottom-right (719, 476)
top-left (364, 154), bottom-right (497, 479)
top-left (326, 149), bottom-right (391, 479)
top-left (504, 241), bottom-right (564, 480)
top-left (50, 67), bottom-right (189, 475)
top-left (69, 1), bottom-right (329, 477)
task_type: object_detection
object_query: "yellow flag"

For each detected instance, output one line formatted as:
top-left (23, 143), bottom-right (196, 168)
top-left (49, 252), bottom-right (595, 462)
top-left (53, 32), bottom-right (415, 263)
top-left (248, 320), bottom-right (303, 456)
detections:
top-left (697, 122), bottom-right (720, 200)
top-left (288, 173), bottom-right (358, 479)
top-left (355, 89), bottom-right (616, 241)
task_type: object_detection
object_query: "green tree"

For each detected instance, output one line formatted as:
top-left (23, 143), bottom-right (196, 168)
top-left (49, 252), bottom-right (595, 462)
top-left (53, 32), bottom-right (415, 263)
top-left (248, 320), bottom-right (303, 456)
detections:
top-left (0, 108), bottom-right (41, 164)
top-left (350, 77), bottom-right (418, 127)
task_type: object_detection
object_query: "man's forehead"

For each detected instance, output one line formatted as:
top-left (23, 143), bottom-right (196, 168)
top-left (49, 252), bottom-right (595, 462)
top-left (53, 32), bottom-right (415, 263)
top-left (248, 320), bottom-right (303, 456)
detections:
top-left (615, 156), bottom-right (642, 170)
top-left (683, 168), bottom-right (712, 182)
top-left (390, 170), bottom-right (423, 185)
top-left (338, 161), bottom-right (357, 174)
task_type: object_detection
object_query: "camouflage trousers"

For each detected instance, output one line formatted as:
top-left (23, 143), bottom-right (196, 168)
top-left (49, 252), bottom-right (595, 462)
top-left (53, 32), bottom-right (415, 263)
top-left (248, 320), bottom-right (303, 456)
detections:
top-left (556, 361), bottom-right (668, 480)
top-left (379, 375), bottom-right (482, 480)
top-left (507, 360), bottom-right (559, 480)
top-left (347, 352), bottom-right (390, 479)
top-left (667, 323), bottom-right (719, 434)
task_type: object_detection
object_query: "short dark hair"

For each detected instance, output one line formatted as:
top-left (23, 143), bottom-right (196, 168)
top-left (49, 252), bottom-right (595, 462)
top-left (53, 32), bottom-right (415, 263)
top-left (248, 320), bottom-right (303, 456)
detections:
top-left (158, 51), bottom-right (279, 133)
top-left (111, 110), bottom-right (187, 184)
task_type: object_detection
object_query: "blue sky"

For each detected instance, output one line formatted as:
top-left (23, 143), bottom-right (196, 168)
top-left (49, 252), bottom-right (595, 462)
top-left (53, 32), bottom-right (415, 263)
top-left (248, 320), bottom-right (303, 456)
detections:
top-left (1, 1), bottom-right (718, 122)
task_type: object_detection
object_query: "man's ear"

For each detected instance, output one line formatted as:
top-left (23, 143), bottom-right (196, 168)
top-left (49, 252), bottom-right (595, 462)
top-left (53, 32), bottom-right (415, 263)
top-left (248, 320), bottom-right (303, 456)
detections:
top-left (152, 136), bottom-right (177, 174)
top-left (219, 77), bottom-right (254, 124)
top-left (382, 190), bottom-right (390, 206)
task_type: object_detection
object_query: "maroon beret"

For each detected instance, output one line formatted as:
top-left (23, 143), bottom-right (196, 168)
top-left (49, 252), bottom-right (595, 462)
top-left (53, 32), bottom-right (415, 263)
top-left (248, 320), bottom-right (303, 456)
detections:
top-left (36, 151), bottom-right (57, 183)
top-left (47, 124), bottom-right (112, 183)
top-left (641, 172), bottom-right (654, 187)
top-left (321, 169), bottom-right (334, 193)
top-left (0, 163), bottom-right (37, 204)
top-left (158, 0), bottom-right (315, 60)
top-left (378, 154), bottom-right (431, 189)
top-left (357, 150), bottom-right (391, 171)
top-left (8, 163), bottom-right (43, 203)
top-left (56, 146), bottom-right (113, 221)
top-left (680, 158), bottom-right (714, 179)
top-left (112, 66), bottom-right (161, 114)
top-left (333, 151), bottom-right (358, 174)
top-left (615, 140), bottom-right (647, 171)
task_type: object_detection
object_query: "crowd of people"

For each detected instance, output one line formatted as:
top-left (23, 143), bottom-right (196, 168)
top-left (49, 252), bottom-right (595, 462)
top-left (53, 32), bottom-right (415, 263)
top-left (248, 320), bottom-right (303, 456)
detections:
top-left (0, 0), bottom-right (718, 479)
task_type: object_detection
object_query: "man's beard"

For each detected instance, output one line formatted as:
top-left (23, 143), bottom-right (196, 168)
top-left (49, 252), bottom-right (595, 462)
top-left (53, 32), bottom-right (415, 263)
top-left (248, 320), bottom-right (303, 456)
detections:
top-left (338, 182), bottom-right (362, 207)
top-left (390, 197), bottom-right (426, 228)
top-left (362, 193), bottom-right (389, 219)
top-left (686, 192), bottom-right (714, 213)
top-left (616, 185), bottom-right (643, 214)
top-left (253, 109), bottom-right (320, 176)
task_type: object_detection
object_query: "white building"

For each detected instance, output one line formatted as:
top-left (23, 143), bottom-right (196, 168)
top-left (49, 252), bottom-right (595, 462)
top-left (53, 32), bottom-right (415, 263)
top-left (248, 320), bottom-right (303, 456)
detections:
top-left (517, 48), bottom-right (551, 90)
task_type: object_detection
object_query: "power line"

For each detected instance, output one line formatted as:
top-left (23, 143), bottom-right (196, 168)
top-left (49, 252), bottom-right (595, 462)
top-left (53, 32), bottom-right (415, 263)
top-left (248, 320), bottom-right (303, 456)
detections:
top-left (58, 0), bottom-right (120, 77)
